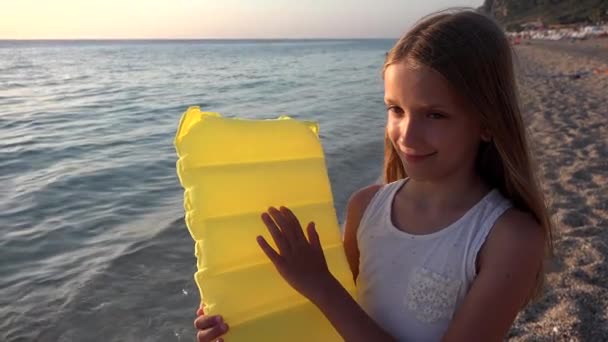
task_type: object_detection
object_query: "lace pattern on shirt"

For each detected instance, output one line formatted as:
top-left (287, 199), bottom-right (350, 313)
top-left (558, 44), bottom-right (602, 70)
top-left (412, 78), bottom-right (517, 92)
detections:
top-left (405, 267), bottom-right (461, 324)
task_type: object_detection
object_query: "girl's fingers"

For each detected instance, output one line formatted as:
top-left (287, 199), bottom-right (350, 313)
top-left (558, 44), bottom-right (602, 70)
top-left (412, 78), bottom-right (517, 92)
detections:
top-left (268, 207), bottom-right (298, 243)
top-left (196, 304), bottom-right (206, 316)
top-left (261, 212), bottom-right (291, 254)
top-left (257, 236), bottom-right (284, 267)
top-left (194, 315), bottom-right (222, 330)
top-left (196, 322), bottom-right (229, 342)
top-left (279, 206), bottom-right (307, 243)
top-left (307, 222), bottom-right (323, 254)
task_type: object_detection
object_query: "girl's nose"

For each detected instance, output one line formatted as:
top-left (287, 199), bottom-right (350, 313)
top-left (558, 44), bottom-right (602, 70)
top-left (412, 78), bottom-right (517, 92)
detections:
top-left (399, 115), bottom-right (422, 147)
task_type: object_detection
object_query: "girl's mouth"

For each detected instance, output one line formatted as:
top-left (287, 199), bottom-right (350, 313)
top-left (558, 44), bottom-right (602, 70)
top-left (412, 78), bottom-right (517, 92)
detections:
top-left (403, 152), bottom-right (436, 163)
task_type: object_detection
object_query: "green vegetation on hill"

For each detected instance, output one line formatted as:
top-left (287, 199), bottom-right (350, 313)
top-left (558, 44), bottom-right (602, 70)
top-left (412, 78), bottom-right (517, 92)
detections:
top-left (480, 0), bottom-right (608, 27)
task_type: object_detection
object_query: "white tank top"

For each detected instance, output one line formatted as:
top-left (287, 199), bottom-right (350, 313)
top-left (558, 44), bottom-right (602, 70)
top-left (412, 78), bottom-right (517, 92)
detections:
top-left (355, 178), bottom-right (512, 342)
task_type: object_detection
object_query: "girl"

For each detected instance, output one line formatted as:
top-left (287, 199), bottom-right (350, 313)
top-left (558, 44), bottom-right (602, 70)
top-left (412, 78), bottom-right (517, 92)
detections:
top-left (194, 8), bottom-right (554, 342)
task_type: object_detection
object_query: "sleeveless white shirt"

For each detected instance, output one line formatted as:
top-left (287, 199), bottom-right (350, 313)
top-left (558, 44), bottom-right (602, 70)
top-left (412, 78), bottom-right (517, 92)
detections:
top-left (355, 178), bottom-right (512, 342)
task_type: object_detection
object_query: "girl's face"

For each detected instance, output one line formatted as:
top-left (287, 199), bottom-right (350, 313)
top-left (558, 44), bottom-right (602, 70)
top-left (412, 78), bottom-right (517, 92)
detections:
top-left (384, 61), bottom-right (487, 181)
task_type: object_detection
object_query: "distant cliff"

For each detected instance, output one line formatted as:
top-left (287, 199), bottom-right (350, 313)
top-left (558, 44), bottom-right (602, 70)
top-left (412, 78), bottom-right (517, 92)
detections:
top-left (480, 0), bottom-right (608, 27)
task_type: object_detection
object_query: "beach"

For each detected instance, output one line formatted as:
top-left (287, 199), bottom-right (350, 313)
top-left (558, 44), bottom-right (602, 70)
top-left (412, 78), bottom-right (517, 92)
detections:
top-left (509, 39), bottom-right (608, 341)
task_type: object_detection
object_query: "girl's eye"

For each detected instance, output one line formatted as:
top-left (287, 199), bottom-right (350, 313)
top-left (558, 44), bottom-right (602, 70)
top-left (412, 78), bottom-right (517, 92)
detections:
top-left (387, 106), bottom-right (403, 115)
top-left (427, 112), bottom-right (445, 119)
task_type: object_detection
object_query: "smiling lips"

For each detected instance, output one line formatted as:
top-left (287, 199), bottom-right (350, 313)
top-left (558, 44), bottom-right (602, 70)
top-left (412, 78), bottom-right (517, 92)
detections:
top-left (402, 151), bottom-right (437, 163)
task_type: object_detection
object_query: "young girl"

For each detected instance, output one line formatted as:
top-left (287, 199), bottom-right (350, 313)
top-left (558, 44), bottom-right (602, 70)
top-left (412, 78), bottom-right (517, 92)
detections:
top-left (194, 8), bottom-right (554, 342)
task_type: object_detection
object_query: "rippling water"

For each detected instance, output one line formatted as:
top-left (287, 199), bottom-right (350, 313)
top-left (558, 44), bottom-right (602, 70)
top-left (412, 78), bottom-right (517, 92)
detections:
top-left (0, 39), bottom-right (394, 341)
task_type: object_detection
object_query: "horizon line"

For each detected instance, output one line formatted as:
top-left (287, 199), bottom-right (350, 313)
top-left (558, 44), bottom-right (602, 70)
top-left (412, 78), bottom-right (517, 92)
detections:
top-left (0, 37), bottom-right (399, 41)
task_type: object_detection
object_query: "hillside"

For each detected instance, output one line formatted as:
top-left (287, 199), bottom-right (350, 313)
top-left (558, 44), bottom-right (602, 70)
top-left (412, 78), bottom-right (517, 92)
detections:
top-left (480, 0), bottom-right (608, 26)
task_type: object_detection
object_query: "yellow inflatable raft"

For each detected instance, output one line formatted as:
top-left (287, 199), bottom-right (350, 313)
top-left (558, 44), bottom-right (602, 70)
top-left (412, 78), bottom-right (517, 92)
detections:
top-left (174, 106), bottom-right (355, 341)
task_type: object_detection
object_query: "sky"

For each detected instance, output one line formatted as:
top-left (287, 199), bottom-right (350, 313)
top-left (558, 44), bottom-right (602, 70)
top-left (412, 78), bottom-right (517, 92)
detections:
top-left (1, 0), bottom-right (484, 39)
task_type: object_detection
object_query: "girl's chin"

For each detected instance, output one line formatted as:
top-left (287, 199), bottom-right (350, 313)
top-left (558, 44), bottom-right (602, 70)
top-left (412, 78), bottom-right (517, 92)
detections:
top-left (400, 160), bottom-right (439, 181)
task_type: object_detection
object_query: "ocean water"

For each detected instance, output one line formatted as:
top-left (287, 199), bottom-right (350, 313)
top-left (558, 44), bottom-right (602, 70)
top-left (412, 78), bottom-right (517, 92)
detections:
top-left (0, 39), bottom-right (395, 341)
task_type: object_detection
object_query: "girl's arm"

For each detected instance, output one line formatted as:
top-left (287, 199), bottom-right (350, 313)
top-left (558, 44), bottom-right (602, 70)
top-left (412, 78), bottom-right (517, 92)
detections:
top-left (307, 273), bottom-right (397, 342)
top-left (343, 184), bottom-right (381, 284)
top-left (314, 185), bottom-right (392, 341)
top-left (441, 208), bottom-right (546, 342)
top-left (257, 185), bottom-right (392, 342)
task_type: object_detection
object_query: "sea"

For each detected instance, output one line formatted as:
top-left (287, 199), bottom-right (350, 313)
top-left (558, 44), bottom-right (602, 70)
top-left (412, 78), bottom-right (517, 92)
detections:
top-left (0, 39), bottom-right (396, 341)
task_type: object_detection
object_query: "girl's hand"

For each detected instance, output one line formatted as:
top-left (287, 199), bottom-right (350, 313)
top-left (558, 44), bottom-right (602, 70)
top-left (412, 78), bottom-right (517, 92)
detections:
top-left (257, 206), bottom-right (335, 303)
top-left (194, 306), bottom-right (229, 342)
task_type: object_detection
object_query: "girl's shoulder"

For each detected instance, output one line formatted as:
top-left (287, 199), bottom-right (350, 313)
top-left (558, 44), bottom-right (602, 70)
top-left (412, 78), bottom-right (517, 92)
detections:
top-left (346, 178), bottom-right (407, 215)
top-left (347, 183), bottom-right (383, 214)
top-left (478, 207), bottom-right (545, 281)
top-left (344, 179), bottom-right (409, 233)
top-left (343, 183), bottom-right (384, 280)
top-left (484, 208), bottom-right (545, 257)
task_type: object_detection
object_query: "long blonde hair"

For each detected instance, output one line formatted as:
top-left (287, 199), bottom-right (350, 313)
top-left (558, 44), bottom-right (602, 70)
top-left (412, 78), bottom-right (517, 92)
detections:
top-left (382, 8), bottom-right (554, 301)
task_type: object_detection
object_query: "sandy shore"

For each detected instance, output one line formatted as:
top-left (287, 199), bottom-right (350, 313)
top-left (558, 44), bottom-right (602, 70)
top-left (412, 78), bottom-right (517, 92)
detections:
top-left (507, 39), bottom-right (608, 341)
